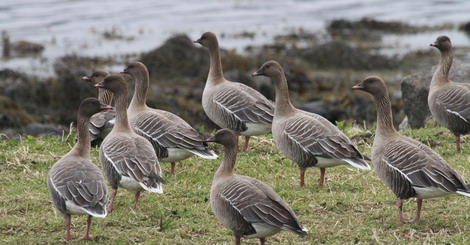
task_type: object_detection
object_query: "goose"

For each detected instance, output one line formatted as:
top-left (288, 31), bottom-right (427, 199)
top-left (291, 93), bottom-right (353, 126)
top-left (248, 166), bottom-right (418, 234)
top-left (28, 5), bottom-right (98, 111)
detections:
top-left (82, 70), bottom-right (115, 145)
top-left (121, 61), bottom-right (217, 176)
top-left (429, 35), bottom-right (470, 152)
top-left (206, 128), bottom-right (307, 244)
top-left (353, 76), bottom-right (470, 224)
top-left (95, 74), bottom-right (165, 212)
top-left (47, 97), bottom-right (111, 241)
top-left (253, 61), bottom-right (370, 187)
top-left (194, 32), bottom-right (274, 151)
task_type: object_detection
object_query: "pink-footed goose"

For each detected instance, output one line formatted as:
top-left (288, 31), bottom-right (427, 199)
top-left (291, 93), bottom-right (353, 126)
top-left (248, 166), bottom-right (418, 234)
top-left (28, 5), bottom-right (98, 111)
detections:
top-left (429, 35), bottom-right (470, 152)
top-left (353, 76), bottom-right (470, 224)
top-left (194, 32), bottom-right (274, 152)
top-left (47, 98), bottom-right (111, 241)
top-left (253, 61), bottom-right (370, 187)
top-left (95, 75), bottom-right (165, 212)
top-left (121, 61), bottom-right (217, 176)
top-left (82, 70), bottom-right (115, 146)
top-left (206, 129), bottom-right (307, 245)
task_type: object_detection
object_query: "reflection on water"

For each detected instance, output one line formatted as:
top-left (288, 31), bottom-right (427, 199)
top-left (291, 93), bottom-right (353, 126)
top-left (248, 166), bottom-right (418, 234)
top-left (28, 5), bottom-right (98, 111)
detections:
top-left (0, 0), bottom-right (469, 76)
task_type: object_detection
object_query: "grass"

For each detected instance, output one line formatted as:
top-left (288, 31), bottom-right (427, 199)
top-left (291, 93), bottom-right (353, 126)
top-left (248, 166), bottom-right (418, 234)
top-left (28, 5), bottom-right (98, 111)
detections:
top-left (0, 122), bottom-right (469, 244)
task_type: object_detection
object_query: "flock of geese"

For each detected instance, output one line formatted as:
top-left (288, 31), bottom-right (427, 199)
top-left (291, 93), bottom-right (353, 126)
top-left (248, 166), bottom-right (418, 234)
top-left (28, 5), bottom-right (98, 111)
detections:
top-left (46, 33), bottom-right (470, 243)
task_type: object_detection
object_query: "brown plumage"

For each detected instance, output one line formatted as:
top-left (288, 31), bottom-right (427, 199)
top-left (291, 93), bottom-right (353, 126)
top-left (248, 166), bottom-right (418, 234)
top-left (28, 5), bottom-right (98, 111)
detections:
top-left (47, 98), bottom-right (111, 241)
top-left (194, 32), bottom-right (274, 152)
top-left (429, 35), bottom-right (470, 151)
top-left (95, 75), bottom-right (165, 212)
top-left (206, 129), bottom-right (307, 244)
top-left (121, 61), bottom-right (216, 176)
top-left (82, 70), bottom-right (115, 146)
top-left (253, 61), bottom-right (370, 187)
top-left (353, 76), bottom-right (470, 225)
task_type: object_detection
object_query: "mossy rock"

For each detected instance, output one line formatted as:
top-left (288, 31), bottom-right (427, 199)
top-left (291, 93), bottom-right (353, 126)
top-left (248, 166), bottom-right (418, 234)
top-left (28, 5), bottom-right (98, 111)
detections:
top-left (0, 95), bottom-right (34, 128)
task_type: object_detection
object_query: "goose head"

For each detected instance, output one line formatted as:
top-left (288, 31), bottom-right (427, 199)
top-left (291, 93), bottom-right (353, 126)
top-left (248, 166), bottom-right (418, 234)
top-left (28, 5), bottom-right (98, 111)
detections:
top-left (82, 70), bottom-right (110, 84)
top-left (193, 32), bottom-right (218, 48)
top-left (78, 97), bottom-right (112, 118)
top-left (352, 76), bottom-right (387, 96)
top-left (121, 61), bottom-right (148, 81)
top-left (430, 35), bottom-right (452, 52)
top-left (205, 128), bottom-right (238, 149)
top-left (95, 74), bottom-right (127, 94)
top-left (252, 60), bottom-right (284, 78)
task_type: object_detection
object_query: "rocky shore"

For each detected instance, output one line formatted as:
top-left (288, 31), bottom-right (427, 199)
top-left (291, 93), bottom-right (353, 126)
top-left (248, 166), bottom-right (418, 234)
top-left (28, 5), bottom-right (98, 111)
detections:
top-left (1, 18), bottom-right (470, 137)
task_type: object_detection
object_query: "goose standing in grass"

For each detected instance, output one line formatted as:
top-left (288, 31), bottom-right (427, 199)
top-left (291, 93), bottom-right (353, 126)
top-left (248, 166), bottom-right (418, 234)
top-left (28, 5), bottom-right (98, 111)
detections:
top-left (121, 61), bottom-right (217, 176)
top-left (353, 76), bottom-right (470, 224)
top-left (194, 32), bottom-right (274, 151)
top-left (95, 75), bottom-right (165, 212)
top-left (253, 61), bottom-right (370, 187)
top-left (429, 35), bottom-right (470, 152)
top-left (206, 129), bottom-right (307, 245)
top-left (82, 70), bottom-right (115, 146)
top-left (47, 98), bottom-right (111, 241)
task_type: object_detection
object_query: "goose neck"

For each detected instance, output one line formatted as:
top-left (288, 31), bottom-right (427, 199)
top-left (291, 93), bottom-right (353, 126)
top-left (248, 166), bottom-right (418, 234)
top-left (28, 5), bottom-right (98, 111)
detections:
top-left (98, 88), bottom-right (113, 105)
top-left (129, 73), bottom-right (149, 111)
top-left (72, 115), bottom-right (91, 158)
top-left (431, 49), bottom-right (453, 88)
top-left (273, 75), bottom-right (295, 116)
top-left (207, 43), bottom-right (224, 84)
top-left (113, 89), bottom-right (132, 132)
top-left (373, 92), bottom-right (397, 139)
top-left (214, 145), bottom-right (237, 179)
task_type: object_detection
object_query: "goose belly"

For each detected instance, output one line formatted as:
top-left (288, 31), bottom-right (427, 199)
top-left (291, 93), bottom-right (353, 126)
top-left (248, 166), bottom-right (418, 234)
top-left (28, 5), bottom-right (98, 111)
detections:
top-left (240, 123), bottom-right (271, 136)
top-left (414, 186), bottom-right (450, 199)
top-left (244, 224), bottom-right (281, 239)
top-left (161, 148), bottom-right (193, 162)
top-left (119, 176), bottom-right (144, 192)
top-left (314, 157), bottom-right (346, 168)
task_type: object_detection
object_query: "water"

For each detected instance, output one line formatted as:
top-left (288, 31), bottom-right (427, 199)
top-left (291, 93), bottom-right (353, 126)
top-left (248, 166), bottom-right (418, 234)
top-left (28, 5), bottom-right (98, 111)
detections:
top-left (1, 0), bottom-right (470, 77)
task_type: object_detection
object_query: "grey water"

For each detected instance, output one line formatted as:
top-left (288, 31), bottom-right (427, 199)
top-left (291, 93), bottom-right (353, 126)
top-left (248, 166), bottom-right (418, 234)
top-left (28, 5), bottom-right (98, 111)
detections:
top-left (1, 0), bottom-right (470, 77)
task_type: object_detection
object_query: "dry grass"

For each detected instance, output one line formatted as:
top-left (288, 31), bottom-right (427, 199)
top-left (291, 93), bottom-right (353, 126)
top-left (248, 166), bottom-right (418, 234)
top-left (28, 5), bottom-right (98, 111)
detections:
top-left (0, 123), bottom-right (469, 244)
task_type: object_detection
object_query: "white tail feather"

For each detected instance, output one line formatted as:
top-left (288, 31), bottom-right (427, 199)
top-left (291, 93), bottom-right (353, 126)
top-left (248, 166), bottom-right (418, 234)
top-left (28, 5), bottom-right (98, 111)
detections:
top-left (344, 159), bottom-right (371, 170)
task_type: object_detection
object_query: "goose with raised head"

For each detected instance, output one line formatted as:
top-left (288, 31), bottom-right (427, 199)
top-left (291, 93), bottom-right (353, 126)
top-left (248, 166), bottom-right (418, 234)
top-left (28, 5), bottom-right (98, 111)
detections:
top-left (47, 98), bottom-right (111, 241)
top-left (206, 129), bottom-right (307, 245)
top-left (429, 35), bottom-right (470, 152)
top-left (194, 32), bottom-right (274, 152)
top-left (353, 76), bottom-right (470, 224)
top-left (95, 74), bottom-right (165, 212)
top-left (82, 70), bottom-right (115, 146)
top-left (121, 61), bottom-right (217, 176)
top-left (253, 61), bottom-right (370, 187)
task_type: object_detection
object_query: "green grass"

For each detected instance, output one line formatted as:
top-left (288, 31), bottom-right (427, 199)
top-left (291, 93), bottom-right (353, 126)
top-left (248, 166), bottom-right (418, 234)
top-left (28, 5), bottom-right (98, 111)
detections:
top-left (0, 123), bottom-right (469, 244)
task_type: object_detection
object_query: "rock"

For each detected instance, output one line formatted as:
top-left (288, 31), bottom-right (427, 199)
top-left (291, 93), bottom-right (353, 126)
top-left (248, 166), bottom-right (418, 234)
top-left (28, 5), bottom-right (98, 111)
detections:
top-left (401, 62), bottom-right (470, 128)
top-left (19, 123), bottom-right (63, 136)
top-left (301, 41), bottom-right (398, 70)
top-left (298, 100), bottom-right (348, 123)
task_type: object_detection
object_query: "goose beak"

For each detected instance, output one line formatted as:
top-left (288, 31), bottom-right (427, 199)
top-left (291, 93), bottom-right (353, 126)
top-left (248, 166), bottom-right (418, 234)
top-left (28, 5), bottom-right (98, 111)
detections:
top-left (352, 83), bottom-right (364, 90)
top-left (193, 39), bottom-right (200, 44)
top-left (120, 69), bottom-right (128, 74)
top-left (82, 76), bottom-right (90, 81)
top-left (95, 82), bottom-right (105, 88)
top-left (252, 68), bottom-right (264, 77)
top-left (100, 103), bottom-right (113, 110)
top-left (204, 136), bottom-right (215, 142)
top-left (430, 41), bottom-right (438, 47)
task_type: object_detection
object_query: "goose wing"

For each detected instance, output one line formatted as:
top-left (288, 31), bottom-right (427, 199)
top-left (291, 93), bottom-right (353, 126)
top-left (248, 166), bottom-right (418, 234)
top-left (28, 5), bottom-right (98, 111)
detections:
top-left (379, 138), bottom-right (469, 197)
top-left (131, 111), bottom-right (216, 159)
top-left (220, 176), bottom-right (306, 235)
top-left (101, 134), bottom-right (165, 191)
top-left (435, 84), bottom-right (470, 123)
top-left (48, 159), bottom-right (108, 216)
top-left (283, 113), bottom-right (369, 166)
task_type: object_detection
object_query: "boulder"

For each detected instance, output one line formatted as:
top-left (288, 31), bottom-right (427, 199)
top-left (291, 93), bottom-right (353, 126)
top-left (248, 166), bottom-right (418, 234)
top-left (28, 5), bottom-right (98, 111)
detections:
top-left (401, 62), bottom-right (470, 128)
